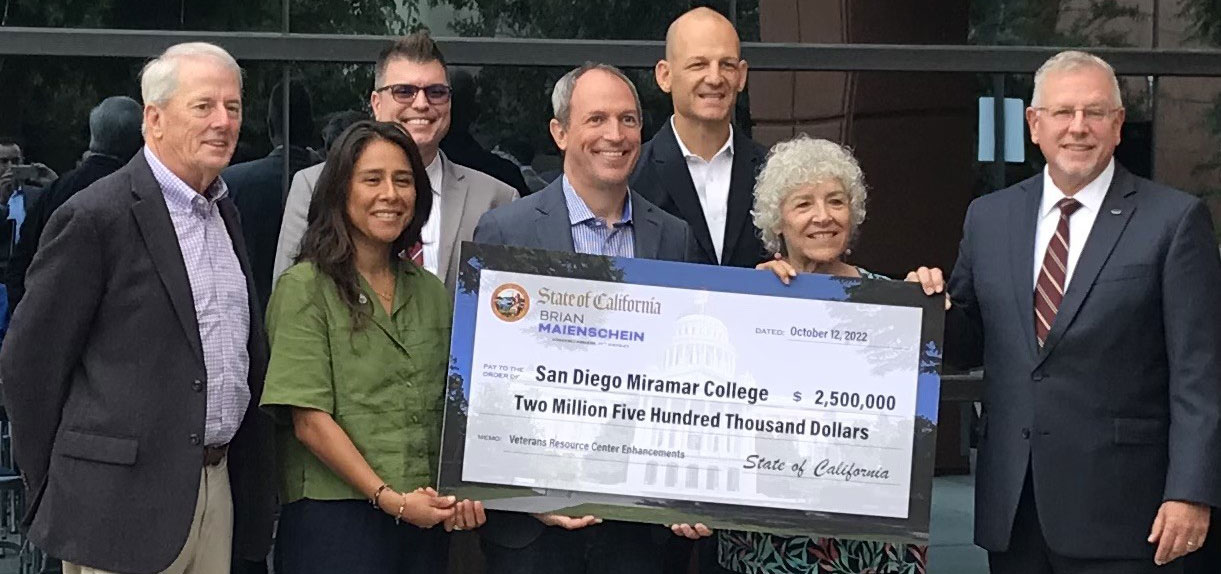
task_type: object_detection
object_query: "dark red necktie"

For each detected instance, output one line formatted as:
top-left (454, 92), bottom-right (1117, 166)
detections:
top-left (1034, 198), bottom-right (1082, 347)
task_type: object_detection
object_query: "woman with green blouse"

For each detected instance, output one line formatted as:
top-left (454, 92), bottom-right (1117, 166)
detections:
top-left (261, 120), bottom-right (484, 574)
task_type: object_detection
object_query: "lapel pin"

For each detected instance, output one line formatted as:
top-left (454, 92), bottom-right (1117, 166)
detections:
top-left (1110, 208), bottom-right (1122, 215)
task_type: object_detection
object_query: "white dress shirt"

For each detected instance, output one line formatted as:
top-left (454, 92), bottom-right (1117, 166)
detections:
top-left (671, 116), bottom-right (734, 262)
top-left (420, 153), bottom-right (444, 277)
top-left (1032, 158), bottom-right (1114, 291)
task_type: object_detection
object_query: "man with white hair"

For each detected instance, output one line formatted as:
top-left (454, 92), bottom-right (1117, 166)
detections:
top-left (0, 42), bottom-right (276, 574)
top-left (909, 50), bottom-right (1221, 573)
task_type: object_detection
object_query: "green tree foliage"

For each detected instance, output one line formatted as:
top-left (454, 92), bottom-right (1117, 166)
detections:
top-left (0, 0), bottom-right (403, 170)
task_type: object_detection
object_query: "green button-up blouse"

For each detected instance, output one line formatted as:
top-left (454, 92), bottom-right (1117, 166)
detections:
top-left (261, 261), bottom-right (451, 503)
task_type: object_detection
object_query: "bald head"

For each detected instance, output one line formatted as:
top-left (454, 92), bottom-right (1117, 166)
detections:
top-left (657, 7), bottom-right (747, 126)
top-left (665, 7), bottom-right (739, 61)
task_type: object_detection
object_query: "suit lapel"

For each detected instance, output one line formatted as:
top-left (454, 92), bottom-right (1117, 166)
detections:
top-left (1008, 177), bottom-right (1042, 361)
top-left (721, 133), bottom-right (762, 265)
top-left (653, 123), bottom-right (716, 262)
top-left (631, 191), bottom-right (661, 260)
top-left (127, 154), bottom-right (205, 365)
top-left (437, 154), bottom-right (469, 286)
top-left (1037, 168), bottom-right (1137, 363)
top-left (533, 180), bottom-right (576, 251)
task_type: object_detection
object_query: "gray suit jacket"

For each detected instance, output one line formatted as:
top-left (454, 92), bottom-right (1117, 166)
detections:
top-left (472, 177), bottom-right (698, 550)
top-left (272, 152), bottom-right (518, 291)
top-left (0, 153), bottom-right (276, 573)
top-left (946, 165), bottom-right (1221, 559)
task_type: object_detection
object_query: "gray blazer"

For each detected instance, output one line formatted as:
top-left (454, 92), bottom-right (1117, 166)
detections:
top-left (946, 165), bottom-right (1221, 560)
top-left (0, 153), bottom-right (276, 573)
top-left (272, 151), bottom-right (518, 291)
top-left (472, 177), bottom-right (698, 550)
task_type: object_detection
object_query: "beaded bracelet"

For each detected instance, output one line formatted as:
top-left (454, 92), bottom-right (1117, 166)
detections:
top-left (370, 483), bottom-right (392, 508)
top-left (395, 492), bottom-right (408, 525)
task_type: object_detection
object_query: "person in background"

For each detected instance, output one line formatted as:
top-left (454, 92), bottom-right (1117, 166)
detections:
top-left (261, 120), bottom-right (484, 574)
top-left (632, 7), bottom-right (768, 270)
top-left (0, 41), bottom-right (276, 574)
top-left (0, 138), bottom-right (56, 205)
top-left (273, 32), bottom-right (517, 288)
top-left (440, 68), bottom-right (530, 197)
top-left (492, 138), bottom-right (548, 194)
top-left (223, 80), bottom-right (317, 310)
top-left (0, 137), bottom-right (56, 279)
top-left (5, 96), bottom-right (142, 314)
top-left (751, 134), bottom-right (928, 574)
top-left (322, 110), bottom-right (370, 152)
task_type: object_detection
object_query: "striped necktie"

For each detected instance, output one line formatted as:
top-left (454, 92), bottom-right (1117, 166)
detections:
top-left (1034, 197), bottom-right (1082, 347)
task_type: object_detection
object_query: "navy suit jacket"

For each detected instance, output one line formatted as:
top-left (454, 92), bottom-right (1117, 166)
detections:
top-left (631, 121), bottom-right (767, 268)
top-left (222, 145), bottom-right (317, 312)
top-left (946, 165), bottom-right (1221, 559)
top-left (471, 177), bottom-right (697, 549)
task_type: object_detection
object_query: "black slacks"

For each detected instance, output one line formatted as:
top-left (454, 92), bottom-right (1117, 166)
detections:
top-left (481, 521), bottom-right (663, 574)
top-left (274, 499), bottom-right (449, 574)
top-left (989, 470), bottom-right (1183, 574)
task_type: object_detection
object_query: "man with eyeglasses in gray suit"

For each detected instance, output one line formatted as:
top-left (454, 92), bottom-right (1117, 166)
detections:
top-left (273, 31), bottom-right (517, 293)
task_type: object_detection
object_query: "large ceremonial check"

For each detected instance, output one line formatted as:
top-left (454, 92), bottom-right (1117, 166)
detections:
top-left (440, 243), bottom-right (944, 542)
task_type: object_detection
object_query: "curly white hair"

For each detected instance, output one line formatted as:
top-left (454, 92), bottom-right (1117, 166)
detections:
top-left (751, 134), bottom-right (867, 255)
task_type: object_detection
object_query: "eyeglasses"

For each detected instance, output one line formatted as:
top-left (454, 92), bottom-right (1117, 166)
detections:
top-left (374, 83), bottom-right (453, 105)
top-left (1033, 106), bottom-right (1122, 123)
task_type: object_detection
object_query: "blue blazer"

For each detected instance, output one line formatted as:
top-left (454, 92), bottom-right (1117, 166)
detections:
top-left (472, 176), bottom-right (698, 550)
top-left (946, 165), bottom-right (1221, 559)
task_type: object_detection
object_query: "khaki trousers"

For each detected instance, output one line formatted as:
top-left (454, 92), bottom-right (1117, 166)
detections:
top-left (65, 457), bottom-right (233, 574)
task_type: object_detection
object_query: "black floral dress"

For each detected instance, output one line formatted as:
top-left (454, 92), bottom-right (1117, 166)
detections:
top-left (717, 268), bottom-right (928, 574)
top-left (717, 530), bottom-right (927, 574)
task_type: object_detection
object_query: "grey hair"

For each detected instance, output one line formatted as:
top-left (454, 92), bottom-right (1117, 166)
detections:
top-left (1032, 50), bottom-right (1122, 107)
top-left (551, 62), bottom-right (642, 126)
top-left (752, 134), bottom-right (868, 255)
top-left (89, 96), bottom-right (143, 157)
top-left (140, 42), bottom-right (242, 107)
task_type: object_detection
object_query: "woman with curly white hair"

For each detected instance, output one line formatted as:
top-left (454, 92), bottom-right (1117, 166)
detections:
top-left (717, 134), bottom-right (927, 574)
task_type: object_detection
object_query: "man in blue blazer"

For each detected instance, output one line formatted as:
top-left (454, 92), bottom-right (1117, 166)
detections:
top-left (911, 51), bottom-right (1221, 573)
top-left (474, 63), bottom-right (702, 574)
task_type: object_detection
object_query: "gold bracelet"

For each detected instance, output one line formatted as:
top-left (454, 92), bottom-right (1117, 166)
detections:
top-left (395, 492), bottom-right (408, 525)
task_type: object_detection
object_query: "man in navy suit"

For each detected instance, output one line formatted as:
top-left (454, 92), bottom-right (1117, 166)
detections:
top-left (910, 51), bottom-right (1221, 573)
top-left (631, 7), bottom-right (767, 270)
top-left (474, 62), bottom-right (704, 574)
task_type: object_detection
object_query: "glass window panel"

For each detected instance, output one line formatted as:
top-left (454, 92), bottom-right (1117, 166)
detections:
top-left (1156, 76), bottom-right (1221, 242)
top-left (6, 0), bottom-right (285, 31)
top-left (291, 0), bottom-right (753, 39)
